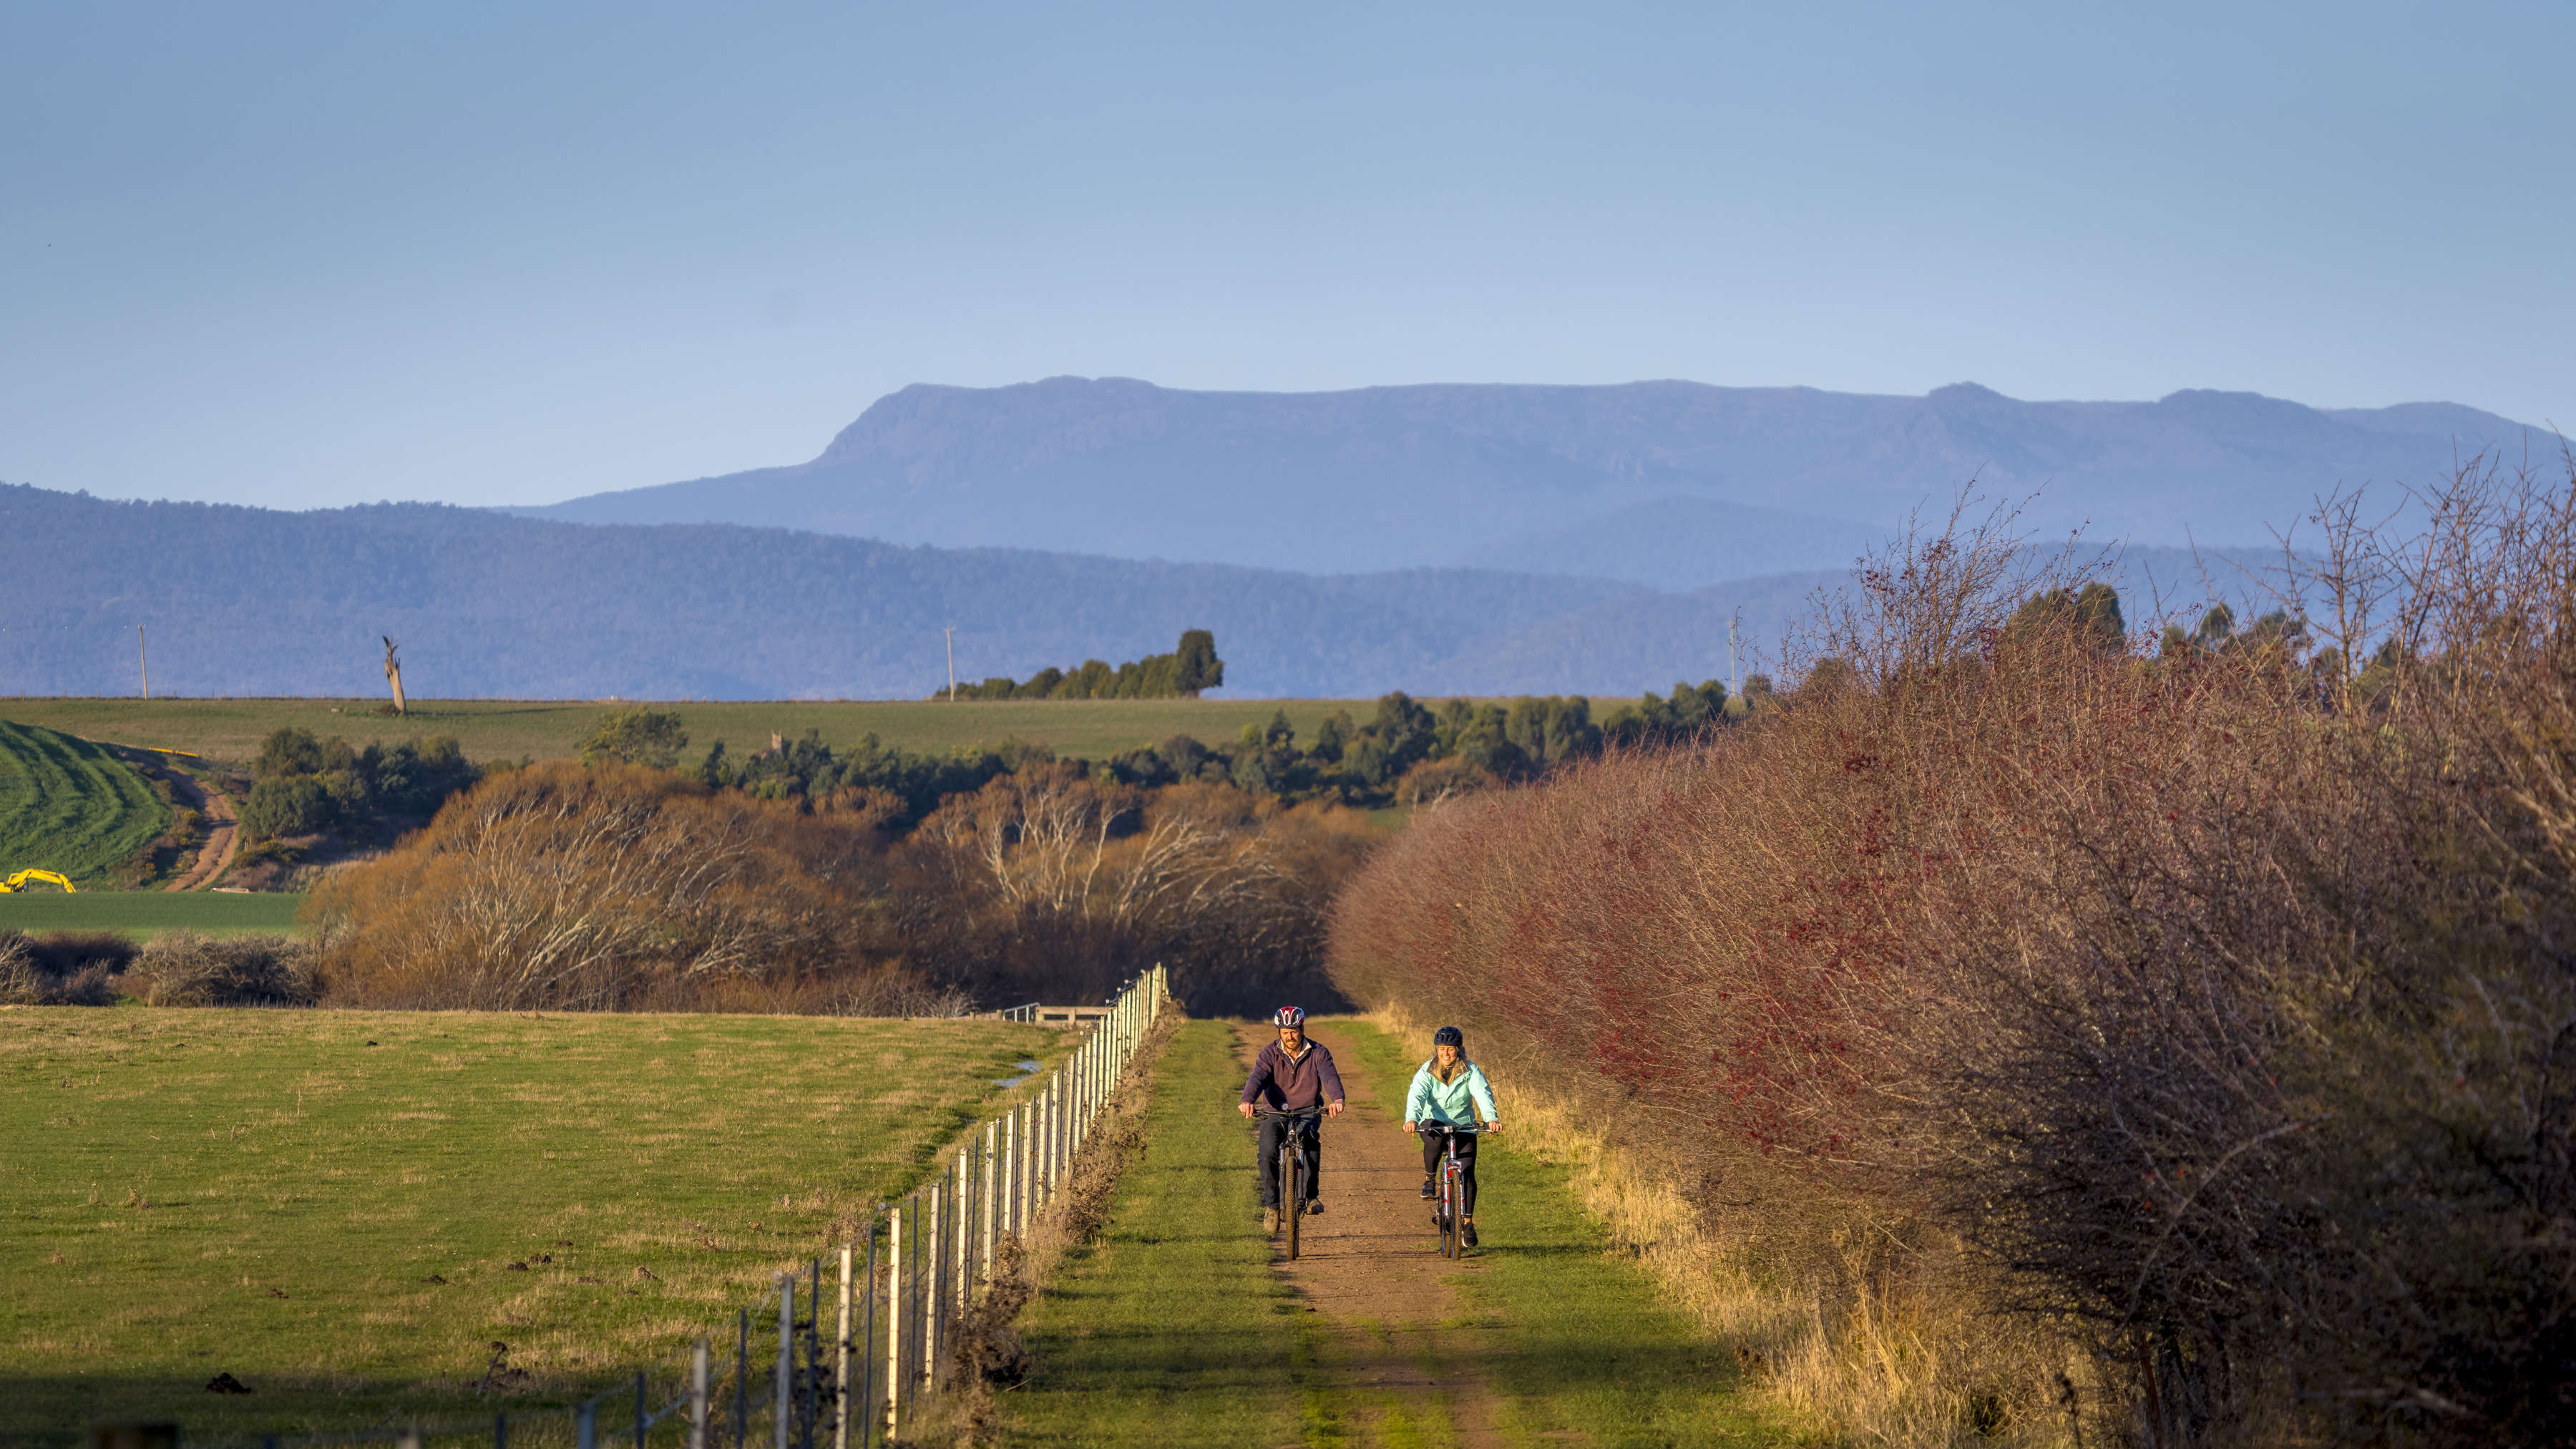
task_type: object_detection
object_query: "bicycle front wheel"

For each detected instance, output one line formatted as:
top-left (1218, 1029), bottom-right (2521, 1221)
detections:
top-left (1440, 1169), bottom-right (1458, 1258)
top-left (1284, 1139), bottom-right (1301, 1259)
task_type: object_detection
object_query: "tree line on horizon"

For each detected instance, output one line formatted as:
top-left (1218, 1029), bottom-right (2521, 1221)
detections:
top-left (576, 675), bottom-right (1745, 823)
top-left (935, 628), bottom-right (1224, 701)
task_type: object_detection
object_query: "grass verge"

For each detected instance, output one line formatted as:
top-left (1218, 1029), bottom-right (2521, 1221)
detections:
top-left (1333, 1018), bottom-right (1789, 1448)
top-left (0, 718), bottom-right (170, 886)
top-left (0, 1008), bottom-right (1058, 1434)
top-left (0, 890), bottom-right (308, 940)
top-left (1002, 1018), bottom-right (1330, 1447)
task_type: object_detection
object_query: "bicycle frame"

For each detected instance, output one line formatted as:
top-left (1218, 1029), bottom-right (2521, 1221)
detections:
top-left (1257, 1107), bottom-right (1324, 1259)
top-left (1425, 1123), bottom-right (1473, 1258)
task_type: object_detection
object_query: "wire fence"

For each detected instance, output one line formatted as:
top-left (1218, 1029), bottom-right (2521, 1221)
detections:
top-left (160, 965), bottom-right (1171, 1449)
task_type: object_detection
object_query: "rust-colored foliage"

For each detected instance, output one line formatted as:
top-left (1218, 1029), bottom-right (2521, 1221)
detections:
top-left (1332, 462), bottom-right (2576, 1445)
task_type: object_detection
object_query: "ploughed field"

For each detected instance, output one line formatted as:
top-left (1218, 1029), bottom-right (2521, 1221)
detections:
top-left (0, 697), bottom-right (1380, 771)
top-left (0, 1008), bottom-right (1058, 1435)
top-left (0, 719), bottom-right (168, 887)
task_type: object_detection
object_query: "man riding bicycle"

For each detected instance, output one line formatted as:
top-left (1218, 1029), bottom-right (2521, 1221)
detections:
top-left (1239, 1006), bottom-right (1346, 1233)
top-left (1403, 1025), bottom-right (1500, 1246)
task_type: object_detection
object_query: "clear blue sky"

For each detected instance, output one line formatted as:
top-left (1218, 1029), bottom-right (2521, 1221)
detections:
top-left (4, 1), bottom-right (2567, 511)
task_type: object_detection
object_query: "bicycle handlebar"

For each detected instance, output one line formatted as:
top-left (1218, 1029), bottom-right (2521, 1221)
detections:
top-left (1253, 1105), bottom-right (1329, 1120)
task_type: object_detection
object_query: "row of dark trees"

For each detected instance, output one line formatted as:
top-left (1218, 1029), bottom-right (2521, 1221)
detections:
top-left (659, 680), bottom-right (1744, 821)
top-left (937, 628), bottom-right (1226, 701)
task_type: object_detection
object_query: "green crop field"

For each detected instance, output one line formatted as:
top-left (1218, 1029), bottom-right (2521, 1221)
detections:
top-left (0, 697), bottom-right (1382, 771)
top-left (0, 718), bottom-right (170, 887)
top-left (0, 1007), bottom-right (1061, 1435)
top-left (0, 890), bottom-right (308, 940)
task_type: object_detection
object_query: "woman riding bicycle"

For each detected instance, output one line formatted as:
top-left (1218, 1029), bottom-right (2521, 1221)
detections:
top-left (1239, 1006), bottom-right (1346, 1233)
top-left (1402, 1025), bottom-right (1501, 1246)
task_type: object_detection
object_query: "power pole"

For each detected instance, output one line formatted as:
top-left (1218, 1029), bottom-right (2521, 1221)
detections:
top-left (1727, 613), bottom-right (1740, 713)
top-left (137, 625), bottom-right (148, 701)
top-left (944, 626), bottom-right (957, 702)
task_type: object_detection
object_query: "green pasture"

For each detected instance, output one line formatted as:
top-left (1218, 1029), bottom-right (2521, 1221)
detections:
top-left (0, 1008), bottom-right (1060, 1435)
top-left (0, 890), bottom-right (308, 940)
top-left (0, 718), bottom-right (168, 887)
top-left (0, 697), bottom-right (1382, 772)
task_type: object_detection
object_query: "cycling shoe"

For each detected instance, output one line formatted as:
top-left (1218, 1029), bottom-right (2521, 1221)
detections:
top-left (1462, 1222), bottom-right (1479, 1247)
top-left (1305, 1199), bottom-right (1324, 1215)
top-left (1419, 1177), bottom-right (1435, 1199)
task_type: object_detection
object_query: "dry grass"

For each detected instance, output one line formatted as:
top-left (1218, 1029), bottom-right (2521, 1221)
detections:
top-left (1373, 1003), bottom-right (2082, 1448)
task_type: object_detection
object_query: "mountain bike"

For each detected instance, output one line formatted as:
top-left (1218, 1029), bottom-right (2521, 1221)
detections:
top-left (1423, 1123), bottom-right (1476, 1259)
top-left (1257, 1106), bottom-right (1326, 1260)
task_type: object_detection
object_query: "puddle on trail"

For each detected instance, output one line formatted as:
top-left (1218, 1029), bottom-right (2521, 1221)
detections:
top-left (991, 1058), bottom-right (1043, 1085)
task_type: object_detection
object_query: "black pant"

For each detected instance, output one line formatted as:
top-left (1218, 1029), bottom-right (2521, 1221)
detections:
top-left (1423, 1130), bottom-right (1479, 1214)
top-left (1257, 1113), bottom-right (1322, 1209)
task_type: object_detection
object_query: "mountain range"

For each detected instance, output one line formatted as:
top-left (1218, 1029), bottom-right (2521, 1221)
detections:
top-left (7, 375), bottom-right (2531, 701)
top-left (516, 377), bottom-right (2557, 588)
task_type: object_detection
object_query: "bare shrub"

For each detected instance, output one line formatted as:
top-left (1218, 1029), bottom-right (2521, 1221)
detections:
top-left (1331, 459), bottom-right (2576, 1448)
top-left (129, 932), bottom-right (318, 1007)
top-left (311, 759), bottom-right (1366, 1015)
top-left (310, 761), bottom-right (907, 1010)
top-left (0, 935), bottom-right (44, 1005)
top-left (0, 932), bottom-right (127, 1006)
top-left (16, 930), bottom-right (140, 978)
top-left (892, 770), bottom-right (1373, 1014)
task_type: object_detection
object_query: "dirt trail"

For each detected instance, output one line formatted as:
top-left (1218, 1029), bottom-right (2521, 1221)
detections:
top-left (158, 760), bottom-right (240, 892)
top-left (1231, 1022), bottom-right (1507, 1448)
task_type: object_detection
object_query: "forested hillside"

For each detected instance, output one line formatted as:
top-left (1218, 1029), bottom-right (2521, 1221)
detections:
top-left (0, 484), bottom-right (1657, 698)
top-left (0, 484), bottom-right (2303, 700)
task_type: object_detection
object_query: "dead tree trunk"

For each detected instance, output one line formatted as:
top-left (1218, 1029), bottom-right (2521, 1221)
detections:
top-left (382, 636), bottom-right (407, 716)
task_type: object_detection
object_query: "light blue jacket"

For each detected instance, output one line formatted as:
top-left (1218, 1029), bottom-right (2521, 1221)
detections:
top-left (1404, 1059), bottom-right (1498, 1129)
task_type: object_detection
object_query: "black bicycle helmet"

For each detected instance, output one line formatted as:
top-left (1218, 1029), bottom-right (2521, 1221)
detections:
top-left (1433, 1025), bottom-right (1463, 1048)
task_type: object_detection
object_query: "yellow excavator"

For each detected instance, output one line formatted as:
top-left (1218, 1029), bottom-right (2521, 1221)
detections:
top-left (0, 869), bottom-right (77, 893)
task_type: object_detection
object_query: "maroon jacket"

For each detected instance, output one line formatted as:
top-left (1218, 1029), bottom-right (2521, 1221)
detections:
top-left (1241, 1039), bottom-right (1345, 1112)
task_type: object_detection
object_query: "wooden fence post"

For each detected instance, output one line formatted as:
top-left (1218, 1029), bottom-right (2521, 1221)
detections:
top-left (884, 1207), bottom-right (902, 1440)
top-left (833, 1246), bottom-right (853, 1449)
top-left (917, 1191), bottom-right (937, 1395)
top-left (953, 1153), bottom-right (970, 1311)
top-left (774, 1277), bottom-right (791, 1449)
top-left (980, 1119), bottom-right (999, 1277)
top-left (691, 1338), bottom-right (711, 1449)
